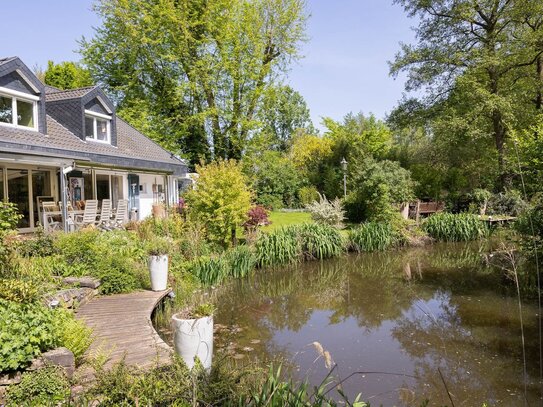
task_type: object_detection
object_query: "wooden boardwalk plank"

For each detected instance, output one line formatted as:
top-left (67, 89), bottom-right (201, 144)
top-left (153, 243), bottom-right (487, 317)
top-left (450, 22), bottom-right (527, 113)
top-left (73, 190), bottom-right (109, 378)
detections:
top-left (76, 289), bottom-right (172, 370)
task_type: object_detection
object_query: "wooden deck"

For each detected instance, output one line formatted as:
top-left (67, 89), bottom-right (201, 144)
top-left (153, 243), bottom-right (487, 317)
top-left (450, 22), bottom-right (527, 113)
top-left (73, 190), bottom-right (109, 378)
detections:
top-left (76, 290), bottom-right (172, 370)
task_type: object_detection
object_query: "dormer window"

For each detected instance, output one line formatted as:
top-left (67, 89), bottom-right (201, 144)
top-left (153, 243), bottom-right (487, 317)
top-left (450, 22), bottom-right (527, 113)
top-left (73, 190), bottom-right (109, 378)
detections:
top-left (85, 110), bottom-right (111, 143)
top-left (0, 87), bottom-right (38, 130)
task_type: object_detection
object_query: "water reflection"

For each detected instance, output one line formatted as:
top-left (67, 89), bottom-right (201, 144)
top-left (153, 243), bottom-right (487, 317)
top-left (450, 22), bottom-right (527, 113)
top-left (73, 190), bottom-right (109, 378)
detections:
top-left (158, 242), bottom-right (542, 406)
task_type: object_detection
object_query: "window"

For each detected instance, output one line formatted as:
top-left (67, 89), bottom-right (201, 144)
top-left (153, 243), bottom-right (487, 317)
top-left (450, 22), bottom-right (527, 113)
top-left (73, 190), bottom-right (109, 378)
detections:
top-left (85, 110), bottom-right (111, 143)
top-left (0, 88), bottom-right (38, 130)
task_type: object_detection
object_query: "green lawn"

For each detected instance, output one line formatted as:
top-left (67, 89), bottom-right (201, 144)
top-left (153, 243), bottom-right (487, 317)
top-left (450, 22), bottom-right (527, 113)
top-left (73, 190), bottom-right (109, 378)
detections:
top-left (263, 211), bottom-right (313, 231)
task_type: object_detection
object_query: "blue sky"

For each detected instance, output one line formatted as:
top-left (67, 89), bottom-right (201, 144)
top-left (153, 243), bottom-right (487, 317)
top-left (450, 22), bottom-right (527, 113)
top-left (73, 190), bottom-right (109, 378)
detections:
top-left (3, 0), bottom-right (414, 129)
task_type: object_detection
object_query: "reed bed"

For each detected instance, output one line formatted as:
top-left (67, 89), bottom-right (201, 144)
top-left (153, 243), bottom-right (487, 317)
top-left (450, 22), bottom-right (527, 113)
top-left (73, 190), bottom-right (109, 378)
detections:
top-left (255, 227), bottom-right (301, 267)
top-left (297, 223), bottom-right (345, 260)
top-left (189, 245), bottom-right (258, 286)
top-left (349, 222), bottom-right (398, 252)
top-left (422, 212), bottom-right (488, 242)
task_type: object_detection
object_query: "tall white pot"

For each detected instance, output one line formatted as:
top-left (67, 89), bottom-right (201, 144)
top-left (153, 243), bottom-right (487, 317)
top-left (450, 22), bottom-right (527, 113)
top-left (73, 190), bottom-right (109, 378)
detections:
top-left (148, 254), bottom-right (168, 291)
top-left (171, 313), bottom-right (213, 370)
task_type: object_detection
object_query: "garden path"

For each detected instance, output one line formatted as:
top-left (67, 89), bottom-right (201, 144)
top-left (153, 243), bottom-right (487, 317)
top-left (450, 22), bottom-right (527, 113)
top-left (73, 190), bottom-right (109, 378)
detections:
top-left (76, 289), bottom-right (172, 370)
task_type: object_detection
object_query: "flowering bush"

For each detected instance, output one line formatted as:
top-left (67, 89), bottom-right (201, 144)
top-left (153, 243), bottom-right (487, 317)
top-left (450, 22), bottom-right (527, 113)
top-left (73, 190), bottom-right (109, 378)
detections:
top-left (306, 194), bottom-right (345, 229)
top-left (243, 206), bottom-right (271, 230)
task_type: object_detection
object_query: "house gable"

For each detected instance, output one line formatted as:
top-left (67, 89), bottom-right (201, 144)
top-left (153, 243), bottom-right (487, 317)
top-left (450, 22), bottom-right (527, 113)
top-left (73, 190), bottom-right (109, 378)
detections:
top-left (46, 87), bottom-right (118, 147)
top-left (0, 57), bottom-right (47, 133)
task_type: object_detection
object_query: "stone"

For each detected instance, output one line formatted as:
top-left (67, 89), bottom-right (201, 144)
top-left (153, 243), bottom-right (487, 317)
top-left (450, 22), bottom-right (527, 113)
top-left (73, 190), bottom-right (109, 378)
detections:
top-left (62, 276), bottom-right (101, 289)
top-left (0, 371), bottom-right (21, 386)
top-left (41, 347), bottom-right (75, 379)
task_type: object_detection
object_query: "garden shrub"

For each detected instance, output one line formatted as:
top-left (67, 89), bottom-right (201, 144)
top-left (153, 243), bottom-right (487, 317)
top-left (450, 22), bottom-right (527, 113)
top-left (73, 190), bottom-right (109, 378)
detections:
top-left (422, 213), bottom-right (488, 242)
top-left (83, 356), bottom-right (254, 406)
top-left (344, 157), bottom-right (415, 223)
top-left (0, 278), bottom-right (40, 303)
top-left (5, 365), bottom-right (70, 406)
top-left (138, 213), bottom-right (185, 239)
top-left (298, 185), bottom-right (320, 206)
top-left (306, 193), bottom-right (345, 229)
top-left (243, 205), bottom-right (271, 230)
top-left (349, 222), bottom-right (398, 251)
top-left (54, 309), bottom-right (93, 365)
top-left (185, 159), bottom-right (252, 246)
top-left (16, 228), bottom-right (55, 258)
top-left (94, 257), bottom-right (140, 294)
top-left (0, 201), bottom-right (22, 231)
top-left (0, 299), bottom-right (57, 371)
top-left (53, 229), bottom-right (100, 274)
top-left (487, 190), bottom-right (528, 216)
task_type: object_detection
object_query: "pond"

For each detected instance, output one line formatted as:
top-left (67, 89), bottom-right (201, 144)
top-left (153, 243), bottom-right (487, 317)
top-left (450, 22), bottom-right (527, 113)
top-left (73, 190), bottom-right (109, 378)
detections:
top-left (156, 242), bottom-right (542, 406)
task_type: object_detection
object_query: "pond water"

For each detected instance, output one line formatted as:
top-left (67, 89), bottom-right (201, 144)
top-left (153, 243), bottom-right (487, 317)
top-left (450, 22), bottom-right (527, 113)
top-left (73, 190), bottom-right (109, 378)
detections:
top-left (156, 242), bottom-right (543, 406)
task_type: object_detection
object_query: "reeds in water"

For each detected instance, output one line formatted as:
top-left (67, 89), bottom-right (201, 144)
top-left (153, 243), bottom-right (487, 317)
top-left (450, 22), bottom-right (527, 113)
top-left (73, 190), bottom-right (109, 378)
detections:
top-left (422, 213), bottom-right (488, 242)
top-left (349, 222), bottom-right (397, 252)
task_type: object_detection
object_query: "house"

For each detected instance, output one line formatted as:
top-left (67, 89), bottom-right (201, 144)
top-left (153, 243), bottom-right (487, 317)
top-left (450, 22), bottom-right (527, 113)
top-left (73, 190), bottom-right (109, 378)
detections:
top-left (0, 56), bottom-right (188, 232)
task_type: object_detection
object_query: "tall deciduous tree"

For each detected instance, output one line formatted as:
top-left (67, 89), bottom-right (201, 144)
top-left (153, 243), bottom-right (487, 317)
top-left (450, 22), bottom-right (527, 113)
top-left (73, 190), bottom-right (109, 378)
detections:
top-left (80, 0), bottom-right (307, 164)
top-left (43, 61), bottom-right (94, 90)
top-left (390, 0), bottom-right (543, 189)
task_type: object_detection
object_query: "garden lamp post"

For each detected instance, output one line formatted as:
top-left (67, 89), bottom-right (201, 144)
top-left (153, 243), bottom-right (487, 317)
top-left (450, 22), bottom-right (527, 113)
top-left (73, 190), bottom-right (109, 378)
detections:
top-left (340, 157), bottom-right (347, 198)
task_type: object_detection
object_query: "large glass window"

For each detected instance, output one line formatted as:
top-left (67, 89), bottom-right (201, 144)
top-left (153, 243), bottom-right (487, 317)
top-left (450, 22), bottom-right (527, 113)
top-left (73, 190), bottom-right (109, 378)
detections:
top-left (0, 91), bottom-right (37, 129)
top-left (17, 99), bottom-right (34, 127)
top-left (85, 112), bottom-right (111, 143)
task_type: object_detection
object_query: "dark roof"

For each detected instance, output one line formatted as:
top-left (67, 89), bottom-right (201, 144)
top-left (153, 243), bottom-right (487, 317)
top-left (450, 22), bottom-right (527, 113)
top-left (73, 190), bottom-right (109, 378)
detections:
top-left (0, 57), bottom-right (17, 66)
top-left (45, 86), bottom-right (96, 102)
top-left (0, 116), bottom-right (186, 174)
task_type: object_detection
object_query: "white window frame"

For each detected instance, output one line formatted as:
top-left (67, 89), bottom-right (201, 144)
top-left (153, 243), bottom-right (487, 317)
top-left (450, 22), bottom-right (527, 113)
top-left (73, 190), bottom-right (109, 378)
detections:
top-left (85, 110), bottom-right (112, 144)
top-left (0, 87), bottom-right (39, 131)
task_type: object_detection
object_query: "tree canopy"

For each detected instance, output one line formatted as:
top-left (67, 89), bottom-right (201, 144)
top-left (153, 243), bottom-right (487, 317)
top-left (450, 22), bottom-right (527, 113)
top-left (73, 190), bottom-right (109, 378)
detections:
top-left (80, 0), bottom-right (308, 165)
top-left (43, 61), bottom-right (94, 90)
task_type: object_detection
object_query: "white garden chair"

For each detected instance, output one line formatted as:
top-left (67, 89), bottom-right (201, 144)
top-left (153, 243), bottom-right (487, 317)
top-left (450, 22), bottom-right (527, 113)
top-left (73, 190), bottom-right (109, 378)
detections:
top-left (74, 199), bottom-right (98, 230)
top-left (109, 199), bottom-right (129, 229)
top-left (97, 199), bottom-right (112, 226)
top-left (41, 202), bottom-right (61, 233)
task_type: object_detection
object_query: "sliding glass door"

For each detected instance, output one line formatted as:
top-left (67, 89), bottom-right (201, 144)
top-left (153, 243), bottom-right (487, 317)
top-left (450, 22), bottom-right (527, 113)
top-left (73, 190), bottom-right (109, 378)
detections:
top-left (7, 169), bottom-right (30, 229)
top-left (4, 167), bottom-right (55, 231)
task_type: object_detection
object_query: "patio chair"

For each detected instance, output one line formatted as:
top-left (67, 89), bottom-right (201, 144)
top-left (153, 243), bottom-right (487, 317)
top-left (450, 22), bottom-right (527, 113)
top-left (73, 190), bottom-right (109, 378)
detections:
top-left (41, 201), bottom-right (61, 233)
top-left (74, 199), bottom-right (98, 229)
top-left (97, 199), bottom-right (112, 226)
top-left (109, 199), bottom-right (129, 229)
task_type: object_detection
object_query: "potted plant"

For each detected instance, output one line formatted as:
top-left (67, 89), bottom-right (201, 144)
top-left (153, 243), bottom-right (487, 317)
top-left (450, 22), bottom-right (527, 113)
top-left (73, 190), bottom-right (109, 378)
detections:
top-left (171, 303), bottom-right (215, 370)
top-left (146, 237), bottom-right (171, 291)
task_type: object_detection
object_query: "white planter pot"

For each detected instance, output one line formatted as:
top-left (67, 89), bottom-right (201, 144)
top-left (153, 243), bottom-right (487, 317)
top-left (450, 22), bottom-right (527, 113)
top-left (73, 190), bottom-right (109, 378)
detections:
top-left (171, 313), bottom-right (213, 370)
top-left (148, 255), bottom-right (168, 291)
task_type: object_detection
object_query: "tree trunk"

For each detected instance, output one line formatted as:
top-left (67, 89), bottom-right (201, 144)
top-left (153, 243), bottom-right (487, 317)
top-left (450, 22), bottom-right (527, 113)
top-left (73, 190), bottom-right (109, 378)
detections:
top-left (536, 55), bottom-right (543, 112)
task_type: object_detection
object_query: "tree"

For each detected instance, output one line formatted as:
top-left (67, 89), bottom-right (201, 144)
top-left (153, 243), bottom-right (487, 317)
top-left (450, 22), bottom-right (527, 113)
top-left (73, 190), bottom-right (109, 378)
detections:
top-left (345, 157), bottom-right (416, 222)
top-left (243, 150), bottom-right (302, 209)
top-left (43, 61), bottom-right (94, 90)
top-left (80, 0), bottom-right (308, 162)
top-left (185, 160), bottom-right (252, 246)
top-left (256, 85), bottom-right (313, 151)
top-left (390, 0), bottom-right (543, 189)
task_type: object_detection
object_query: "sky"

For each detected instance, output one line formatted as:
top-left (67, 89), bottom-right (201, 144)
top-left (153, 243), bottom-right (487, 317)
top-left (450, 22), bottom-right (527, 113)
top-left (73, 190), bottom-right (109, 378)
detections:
top-left (2, 0), bottom-right (415, 130)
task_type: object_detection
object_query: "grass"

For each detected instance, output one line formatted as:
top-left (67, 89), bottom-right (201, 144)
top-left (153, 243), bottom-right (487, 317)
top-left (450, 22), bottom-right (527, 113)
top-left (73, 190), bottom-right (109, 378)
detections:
top-left (263, 211), bottom-right (313, 231)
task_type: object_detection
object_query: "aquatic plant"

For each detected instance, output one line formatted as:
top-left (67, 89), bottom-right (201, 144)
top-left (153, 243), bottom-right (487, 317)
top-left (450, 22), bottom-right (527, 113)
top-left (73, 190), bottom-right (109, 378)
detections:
top-left (297, 223), bottom-right (345, 260)
top-left (255, 227), bottom-right (301, 267)
top-left (189, 246), bottom-right (257, 285)
top-left (349, 222), bottom-right (398, 251)
top-left (422, 213), bottom-right (488, 242)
